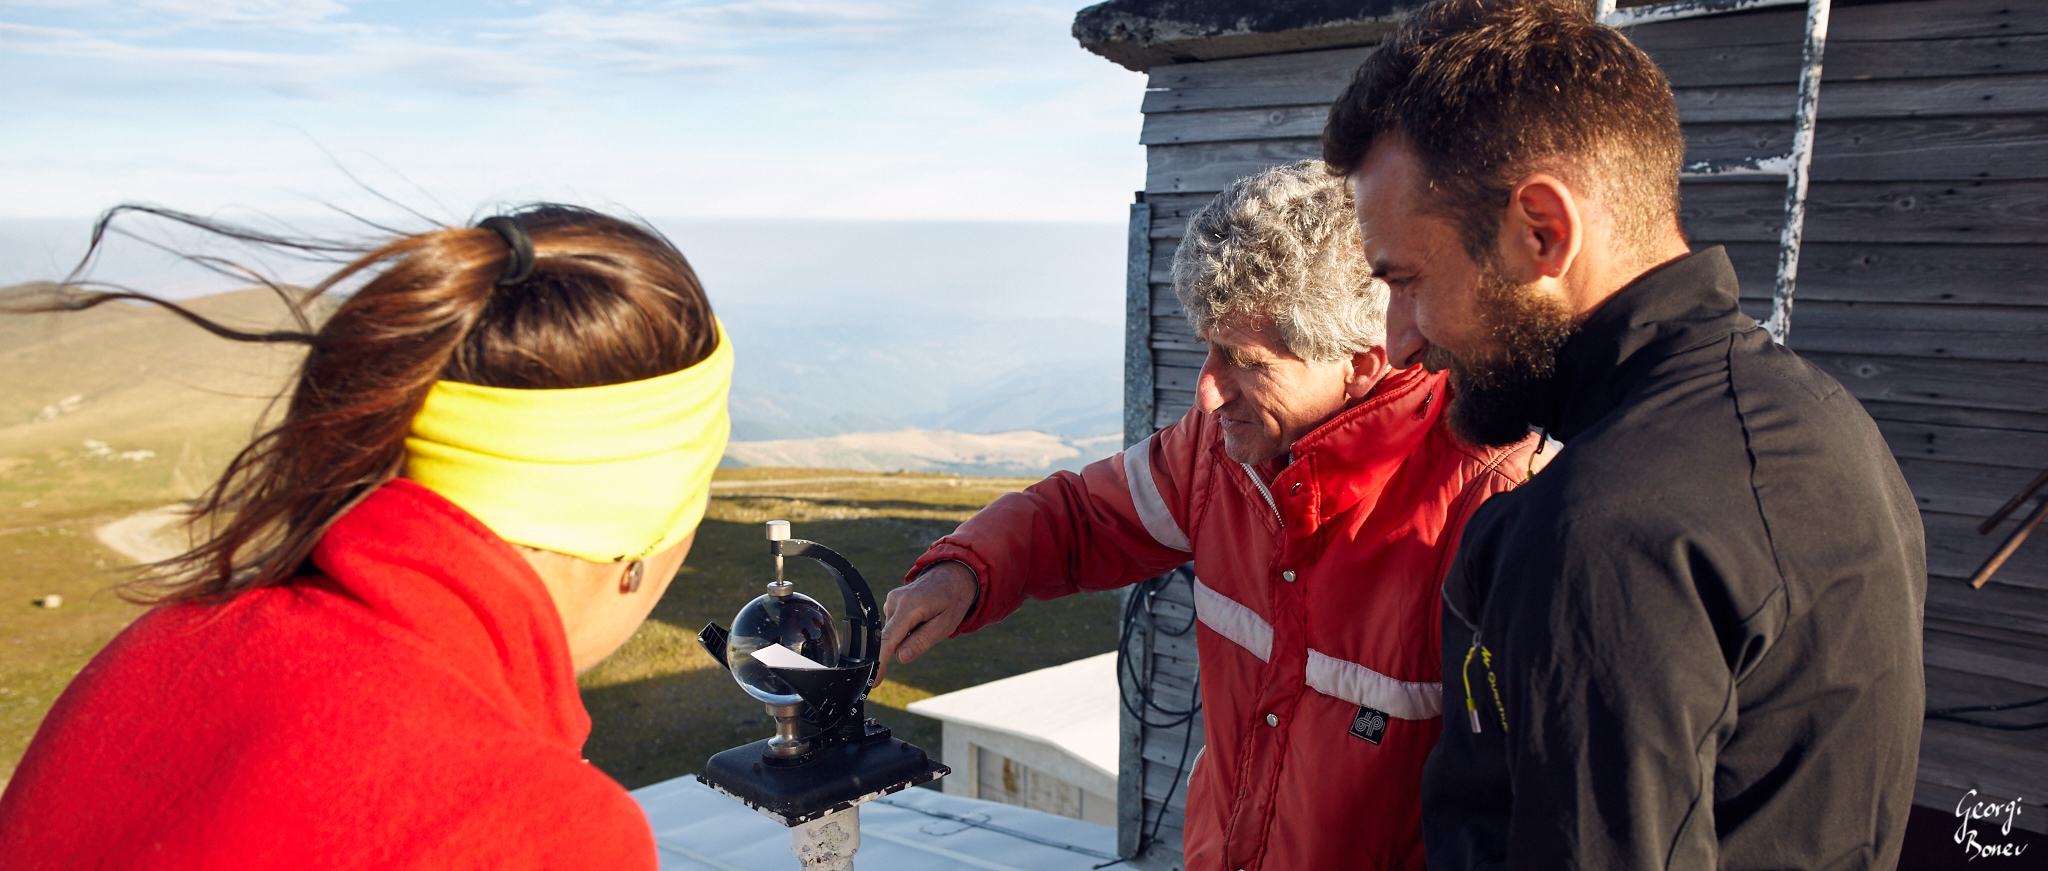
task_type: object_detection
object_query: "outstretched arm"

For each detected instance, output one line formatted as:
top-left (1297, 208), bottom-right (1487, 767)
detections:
top-left (876, 417), bottom-right (1210, 669)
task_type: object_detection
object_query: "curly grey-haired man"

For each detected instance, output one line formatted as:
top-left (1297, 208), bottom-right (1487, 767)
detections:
top-left (878, 160), bottom-right (1543, 870)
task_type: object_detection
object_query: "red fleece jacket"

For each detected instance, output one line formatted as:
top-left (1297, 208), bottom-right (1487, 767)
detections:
top-left (0, 479), bottom-right (656, 870)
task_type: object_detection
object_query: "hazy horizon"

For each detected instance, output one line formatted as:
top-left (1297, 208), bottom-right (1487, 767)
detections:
top-left (0, 212), bottom-right (1135, 447)
top-left (0, 213), bottom-right (1127, 324)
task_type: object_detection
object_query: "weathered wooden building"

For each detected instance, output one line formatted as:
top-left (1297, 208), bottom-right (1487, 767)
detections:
top-left (1081, 0), bottom-right (2048, 865)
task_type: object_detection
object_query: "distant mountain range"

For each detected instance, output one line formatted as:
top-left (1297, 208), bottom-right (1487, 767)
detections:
top-left (658, 217), bottom-right (1130, 450)
top-left (724, 429), bottom-right (1123, 477)
top-left (717, 308), bottom-right (1123, 443)
top-left (1, 217), bottom-right (1136, 477)
top-left (712, 308), bottom-right (1126, 475)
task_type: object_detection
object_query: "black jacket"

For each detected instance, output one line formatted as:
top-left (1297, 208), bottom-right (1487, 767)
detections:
top-left (1421, 248), bottom-right (1926, 870)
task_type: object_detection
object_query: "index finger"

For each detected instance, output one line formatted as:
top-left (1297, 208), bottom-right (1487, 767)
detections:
top-left (877, 601), bottom-right (920, 665)
top-left (876, 598), bottom-right (925, 681)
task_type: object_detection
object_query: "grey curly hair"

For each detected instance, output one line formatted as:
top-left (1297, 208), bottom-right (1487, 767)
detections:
top-left (1171, 160), bottom-right (1387, 362)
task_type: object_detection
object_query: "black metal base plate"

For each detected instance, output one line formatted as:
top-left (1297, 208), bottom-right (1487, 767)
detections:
top-left (696, 737), bottom-right (949, 826)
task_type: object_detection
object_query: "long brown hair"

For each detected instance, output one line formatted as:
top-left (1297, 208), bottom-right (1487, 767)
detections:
top-left (12, 204), bottom-right (718, 603)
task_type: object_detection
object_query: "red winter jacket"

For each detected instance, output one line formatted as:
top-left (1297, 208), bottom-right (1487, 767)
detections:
top-left (912, 367), bottom-right (1539, 871)
top-left (0, 479), bottom-right (657, 870)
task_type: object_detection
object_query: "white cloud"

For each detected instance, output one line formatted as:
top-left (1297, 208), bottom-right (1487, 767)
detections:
top-left (0, 0), bottom-right (1148, 222)
top-left (1, 14), bottom-right (552, 100)
top-left (1, 1), bottom-right (1087, 99)
top-left (0, 20), bottom-right (83, 39)
top-left (476, 1), bottom-right (1076, 77)
top-left (136, 0), bottom-right (360, 31)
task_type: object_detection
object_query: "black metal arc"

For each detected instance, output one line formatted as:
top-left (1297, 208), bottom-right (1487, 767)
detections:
top-left (770, 538), bottom-right (883, 669)
top-left (698, 622), bottom-right (730, 669)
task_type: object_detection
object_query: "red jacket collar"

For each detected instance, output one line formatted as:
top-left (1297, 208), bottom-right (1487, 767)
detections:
top-left (1257, 366), bottom-right (1447, 566)
top-left (310, 478), bottom-right (591, 752)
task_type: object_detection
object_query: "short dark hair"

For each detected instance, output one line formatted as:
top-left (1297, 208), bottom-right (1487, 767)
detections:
top-left (1322, 0), bottom-right (1685, 261)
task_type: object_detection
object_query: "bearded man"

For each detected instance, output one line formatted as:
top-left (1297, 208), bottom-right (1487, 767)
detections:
top-left (1323, 1), bottom-right (1927, 869)
top-left (878, 160), bottom-right (1540, 870)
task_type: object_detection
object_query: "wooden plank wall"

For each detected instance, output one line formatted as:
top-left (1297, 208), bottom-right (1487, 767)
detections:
top-left (1122, 0), bottom-right (2048, 844)
top-left (1136, 42), bottom-right (1377, 430)
top-left (1630, 0), bottom-right (2048, 832)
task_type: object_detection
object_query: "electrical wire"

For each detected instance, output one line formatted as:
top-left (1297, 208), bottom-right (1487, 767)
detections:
top-left (1145, 684), bottom-right (1199, 860)
top-left (1111, 565), bottom-right (1204, 864)
top-left (867, 795), bottom-right (1119, 861)
top-left (1926, 695), bottom-right (2048, 731)
top-left (1117, 566), bottom-right (1200, 727)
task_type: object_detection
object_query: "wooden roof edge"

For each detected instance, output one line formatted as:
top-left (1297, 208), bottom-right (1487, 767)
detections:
top-left (1071, 0), bottom-right (1421, 72)
top-left (1071, 0), bottom-right (1942, 73)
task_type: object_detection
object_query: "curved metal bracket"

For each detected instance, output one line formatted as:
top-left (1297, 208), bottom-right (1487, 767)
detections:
top-left (770, 538), bottom-right (883, 675)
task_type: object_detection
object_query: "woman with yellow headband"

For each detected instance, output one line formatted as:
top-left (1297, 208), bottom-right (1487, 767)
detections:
top-left (0, 204), bottom-right (729, 870)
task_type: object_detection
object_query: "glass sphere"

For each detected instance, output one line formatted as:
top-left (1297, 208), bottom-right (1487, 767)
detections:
top-left (726, 591), bottom-right (841, 705)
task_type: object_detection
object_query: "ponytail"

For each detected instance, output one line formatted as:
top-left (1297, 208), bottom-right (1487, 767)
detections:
top-left (10, 204), bottom-right (717, 603)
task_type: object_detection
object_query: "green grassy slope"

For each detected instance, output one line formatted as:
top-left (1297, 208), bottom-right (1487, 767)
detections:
top-left (0, 284), bottom-right (313, 513)
top-left (0, 286), bottom-right (315, 785)
top-left (0, 509), bottom-right (156, 785)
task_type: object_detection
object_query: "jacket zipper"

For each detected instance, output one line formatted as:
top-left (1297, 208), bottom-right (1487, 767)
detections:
top-left (1239, 463), bottom-right (1283, 528)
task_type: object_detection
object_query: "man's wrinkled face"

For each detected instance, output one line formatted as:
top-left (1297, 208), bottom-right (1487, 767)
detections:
top-left (1195, 317), bottom-right (1353, 465)
top-left (1354, 138), bottom-right (1576, 447)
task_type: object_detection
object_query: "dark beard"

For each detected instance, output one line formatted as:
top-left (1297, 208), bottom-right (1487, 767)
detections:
top-left (1440, 264), bottom-right (1578, 447)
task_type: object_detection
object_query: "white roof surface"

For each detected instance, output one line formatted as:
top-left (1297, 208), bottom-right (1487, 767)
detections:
top-left (633, 775), bottom-right (1117, 870)
top-left (905, 651), bottom-right (1119, 781)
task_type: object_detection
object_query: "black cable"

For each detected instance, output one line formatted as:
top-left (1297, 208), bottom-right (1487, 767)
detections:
top-left (1114, 566), bottom-right (1205, 862)
top-left (1931, 718), bottom-right (2048, 731)
top-left (1927, 694), bottom-right (2048, 731)
top-left (868, 795), bottom-right (1119, 861)
top-left (1144, 671), bottom-right (1200, 858)
top-left (1929, 694), bottom-right (2048, 716)
top-left (1117, 566), bottom-right (1201, 728)
top-left (1118, 580), bottom-right (1197, 725)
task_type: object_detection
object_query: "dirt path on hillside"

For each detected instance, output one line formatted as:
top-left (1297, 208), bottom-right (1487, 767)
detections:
top-left (94, 505), bottom-right (189, 565)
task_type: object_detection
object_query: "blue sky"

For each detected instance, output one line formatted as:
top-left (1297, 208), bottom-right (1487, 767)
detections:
top-left (0, 0), bottom-right (1149, 223)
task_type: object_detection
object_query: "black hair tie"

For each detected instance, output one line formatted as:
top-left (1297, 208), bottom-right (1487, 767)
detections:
top-left (477, 215), bottom-right (536, 286)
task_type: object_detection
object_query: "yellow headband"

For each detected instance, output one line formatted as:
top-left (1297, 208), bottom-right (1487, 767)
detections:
top-left (403, 318), bottom-right (733, 563)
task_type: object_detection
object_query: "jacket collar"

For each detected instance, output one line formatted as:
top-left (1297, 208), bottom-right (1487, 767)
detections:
top-left (310, 478), bottom-right (590, 752)
top-left (1253, 365), bottom-right (1447, 567)
top-left (1535, 247), bottom-right (1755, 443)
